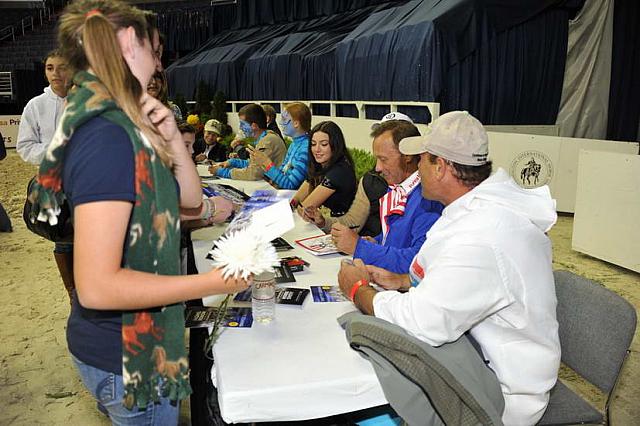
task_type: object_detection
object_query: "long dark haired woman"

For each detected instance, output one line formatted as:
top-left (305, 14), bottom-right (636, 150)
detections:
top-left (292, 121), bottom-right (356, 217)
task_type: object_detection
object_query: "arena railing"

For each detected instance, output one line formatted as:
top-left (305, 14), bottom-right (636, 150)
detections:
top-left (227, 100), bottom-right (440, 123)
top-left (0, 72), bottom-right (13, 98)
top-left (0, 15), bottom-right (36, 42)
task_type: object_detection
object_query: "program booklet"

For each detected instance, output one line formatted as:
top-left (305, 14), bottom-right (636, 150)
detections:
top-left (201, 183), bottom-right (250, 203)
top-left (184, 306), bottom-right (253, 328)
top-left (233, 287), bottom-right (310, 307)
top-left (310, 285), bottom-right (349, 303)
top-left (280, 256), bottom-right (309, 272)
top-left (274, 263), bottom-right (296, 283)
top-left (225, 190), bottom-right (294, 242)
top-left (295, 234), bottom-right (338, 256)
top-left (276, 287), bottom-right (310, 306)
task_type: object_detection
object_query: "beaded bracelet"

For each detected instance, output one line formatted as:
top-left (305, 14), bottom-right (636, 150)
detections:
top-left (200, 199), bottom-right (211, 220)
top-left (201, 198), bottom-right (219, 221)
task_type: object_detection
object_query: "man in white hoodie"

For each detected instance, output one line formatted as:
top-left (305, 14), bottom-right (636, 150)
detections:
top-left (339, 111), bottom-right (560, 425)
top-left (16, 50), bottom-right (75, 304)
top-left (16, 50), bottom-right (68, 164)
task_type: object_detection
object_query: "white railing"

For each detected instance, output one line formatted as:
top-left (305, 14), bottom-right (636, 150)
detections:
top-left (0, 25), bottom-right (15, 42)
top-left (227, 100), bottom-right (440, 122)
top-left (0, 14), bottom-right (36, 42)
top-left (0, 72), bottom-right (13, 98)
top-left (21, 16), bottom-right (34, 35)
top-left (184, 100), bottom-right (440, 122)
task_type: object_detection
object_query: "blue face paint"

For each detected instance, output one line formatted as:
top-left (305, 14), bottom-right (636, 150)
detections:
top-left (239, 119), bottom-right (253, 137)
top-left (279, 111), bottom-right (297, 137)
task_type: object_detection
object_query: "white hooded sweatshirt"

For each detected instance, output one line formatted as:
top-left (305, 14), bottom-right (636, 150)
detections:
top-left (373, 168), bottom-right (560, 425)
top-left (16, 86), bottom-right (65, 165)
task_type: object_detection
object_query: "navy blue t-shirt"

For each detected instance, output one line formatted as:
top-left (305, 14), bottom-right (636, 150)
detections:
top-left (63, 116), bottom-right (136, 374)
top-left (318, 157), bottom-right (357, 217)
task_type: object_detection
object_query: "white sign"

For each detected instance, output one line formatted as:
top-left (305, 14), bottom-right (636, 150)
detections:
top-left (573, 150), bottom-right (640, 273)
top-left (0, 115), bottom-right (21, 148)
top-left (486, 131), bottom-right (638, 212)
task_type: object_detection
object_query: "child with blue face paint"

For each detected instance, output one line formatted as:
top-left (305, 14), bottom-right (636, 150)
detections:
top-left (208, 103), bottom-right (287, 181)
top-left (249, 102), bottom-right (311, 190)
top-left (239, 119), bottom-right (253, 138)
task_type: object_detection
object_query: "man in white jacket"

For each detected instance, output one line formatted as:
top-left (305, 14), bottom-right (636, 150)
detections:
top-left (16, 50), bottom-right (75, 304)
top-left (16, 50), bottom-right (68, 164)
top-left (339, 111), bottom-right (560, 425)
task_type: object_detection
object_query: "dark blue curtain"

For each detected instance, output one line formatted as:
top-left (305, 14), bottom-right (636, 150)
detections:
top-left (166, 0), bottom-right (579, 126)
top-left (607, 0), bottom-right (640, 142)
top-left (167, 4), bottom-right (397, 99)
top-left (440, 8), bottom-right (570, 124)
top-left (145, 0), bottom-right (401, 54)
top-left (334, 0), bottom-right (574, 124)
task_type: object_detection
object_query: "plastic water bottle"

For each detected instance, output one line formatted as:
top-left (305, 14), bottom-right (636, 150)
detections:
top-left (252, 270), bottom-right (275, 323)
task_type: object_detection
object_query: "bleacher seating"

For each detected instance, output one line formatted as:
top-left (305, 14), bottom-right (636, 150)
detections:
top-left (0, 9), bottom-right (35, 30)
top-left (0, 24), bottom-right (58, 72)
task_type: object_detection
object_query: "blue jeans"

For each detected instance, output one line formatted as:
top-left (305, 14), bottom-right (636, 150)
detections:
top-left (72, 355), bottom-right (179, 426)
top-left (54, 241), bottom-right (73, 254)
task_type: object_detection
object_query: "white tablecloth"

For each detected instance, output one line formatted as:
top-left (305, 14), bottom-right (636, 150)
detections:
top-left (191, 178), bottom-right (387, 423)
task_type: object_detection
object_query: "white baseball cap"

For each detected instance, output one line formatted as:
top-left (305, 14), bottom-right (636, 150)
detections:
top-left (371, 112), bottom-right (414, 130)
top-left (204, 119), bottom-right (224, 135)
top-left (399, 111), bottom-right (488, 166)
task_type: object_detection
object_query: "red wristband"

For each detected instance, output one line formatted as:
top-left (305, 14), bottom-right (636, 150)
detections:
top-left (349, 279), bottom-right (369, 302)
top-left (265, 162), bottom-right (275, 172)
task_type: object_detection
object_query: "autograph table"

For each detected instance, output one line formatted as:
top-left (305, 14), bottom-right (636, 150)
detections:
top-left (190, 177), bottom-right (387, 423)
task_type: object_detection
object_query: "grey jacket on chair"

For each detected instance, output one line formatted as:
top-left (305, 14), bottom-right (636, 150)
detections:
top-left (340, 312), bottom-right (505, 426)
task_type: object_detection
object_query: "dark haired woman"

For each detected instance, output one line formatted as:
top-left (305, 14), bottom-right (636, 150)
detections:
top-left (291, 121), bottom-right (357, 217)
top-left (147, 70), bottom-right (182, 120)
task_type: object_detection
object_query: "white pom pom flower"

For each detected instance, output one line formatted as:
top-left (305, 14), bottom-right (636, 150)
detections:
top-left (209, 228), bottom-right (280, 280)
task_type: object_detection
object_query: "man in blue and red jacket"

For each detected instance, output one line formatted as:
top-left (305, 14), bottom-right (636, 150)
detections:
top-left (331, 118), bottom-right (443, 274)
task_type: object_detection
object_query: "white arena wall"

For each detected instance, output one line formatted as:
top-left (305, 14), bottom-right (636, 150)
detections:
top-left (226, 101), bottom-right (638, 214)
top-left (572, 151), bottom-right (640, 273)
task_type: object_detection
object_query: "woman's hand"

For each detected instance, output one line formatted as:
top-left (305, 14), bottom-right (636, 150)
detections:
top-left (208, 196), bottom-right (234, 223)
top-left (207, 268), bottom-right (252, 294)
top-left (295, 204), bottom-right (315, 222)
top-left (225, 273), bottom-right (252, 293)
top-left (140, 93), bottom-right (179, 143)
top-left (299, 205), bottom-right (325, 227)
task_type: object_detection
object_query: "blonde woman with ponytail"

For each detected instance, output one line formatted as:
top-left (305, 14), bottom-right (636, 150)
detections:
top-left (28, 1), bottom-right (249, 423)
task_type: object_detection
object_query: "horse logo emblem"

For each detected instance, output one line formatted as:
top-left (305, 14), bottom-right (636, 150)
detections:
top-left (510, 150), bottom-right (553, 188)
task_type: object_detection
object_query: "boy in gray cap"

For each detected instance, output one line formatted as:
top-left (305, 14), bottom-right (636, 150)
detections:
top-left (194, 119), bottom-right (228, 163)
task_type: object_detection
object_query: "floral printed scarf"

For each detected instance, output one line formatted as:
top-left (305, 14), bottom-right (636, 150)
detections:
top-left (28, 71), bottom-right (191, 409)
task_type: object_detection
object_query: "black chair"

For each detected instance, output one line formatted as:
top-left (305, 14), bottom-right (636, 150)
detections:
top-left (537, 271), bottom-right (637, 425)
